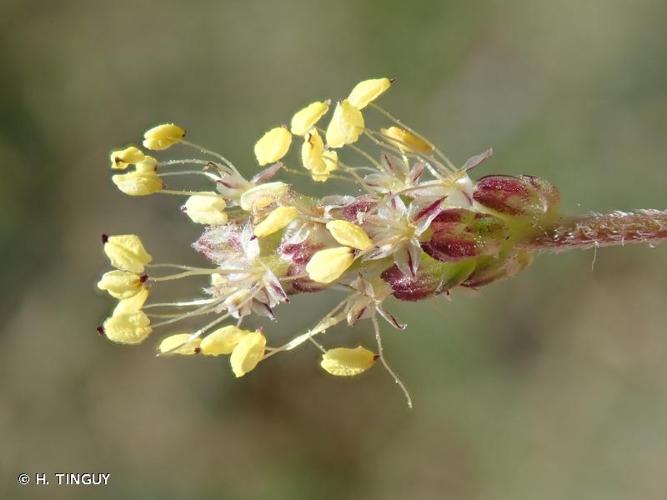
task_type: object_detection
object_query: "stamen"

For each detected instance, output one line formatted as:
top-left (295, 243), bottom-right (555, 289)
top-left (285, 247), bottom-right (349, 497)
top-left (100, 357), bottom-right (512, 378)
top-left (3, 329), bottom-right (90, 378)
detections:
top-left (307, 337), bottom-right (327, 353)
top-left (158, 288), bottom-right (260, 356)
top-left (371, 315), bottom-right (412, 408)
top-left (262, 297), bottom-right (350, 360)
top-left (337, 161), bottom-right (375, 194)
top-left (160, 189), bottom-right (222, 197)
top-left (364, 129), bottom-right (452, 178)
top-left (159, 159), bottom-right (212, 167)
top-left (149, 269), bottom-right (219, 282)
top-left (146, 263), bottom-right (217, 272)
top-left (150, 299), bottom-right (224, 329)
top-left (369, 103), bottom-right (456, 171)
top-left (143, 298), bottom-right (219, 309)
top-left (158, 170), bottom-right (221, 181)
top-left (180, 139), bottom-right (239, 173)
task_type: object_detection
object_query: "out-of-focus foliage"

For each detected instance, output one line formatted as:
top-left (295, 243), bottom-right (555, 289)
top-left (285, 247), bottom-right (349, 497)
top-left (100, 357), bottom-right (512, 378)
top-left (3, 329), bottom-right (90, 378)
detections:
top-left (1, 0), bottom-right (667, 499)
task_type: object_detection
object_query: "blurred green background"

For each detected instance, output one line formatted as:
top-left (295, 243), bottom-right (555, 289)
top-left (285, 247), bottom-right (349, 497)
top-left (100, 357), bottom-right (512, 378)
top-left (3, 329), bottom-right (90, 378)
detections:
top-left (2, 0), bottom-right (667, 498)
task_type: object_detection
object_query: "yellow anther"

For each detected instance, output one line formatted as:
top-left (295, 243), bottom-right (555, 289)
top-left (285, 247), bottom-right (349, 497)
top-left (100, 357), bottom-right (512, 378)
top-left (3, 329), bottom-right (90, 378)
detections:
top-left (254, 126), bottom-right (292, 166)
top-left (183, 192), bottom-right (228, 225)
top-left (301, 130), bottom-right (325, 170)
top-left (325, 220), bottom-right (374, 250)
top-left (102, 311), bottom-right (152, 345)
top-left (230, 330), bottom-right (266, 377)
top-left (142, 123), bottom-right (186, 150)
top-left (110, 146), bottom-right (145, 170)
top-left (254, 206), bottom-right (299, 237)
top-left (305, 247), bottom-right (354, 283)
top-left (200, 326), bottom-right (253, 356)
top-left (320, 346), bottom-right (377, 376)
top-left (113, 288), bottom-right (149, 316)
top-left (134, 155), bottom-right (158, 174)
top-left (239, 182), bottom-right (289, 212)
top-left (97, 270), bottom-right (145, 299)
top-left (325, 100), bottom-right (364, 148)
top-left (112, 170), bottom-right (163, 196)
top-left (380, 126), bottom-right (433, 154)
top-left (347, 77), bottom-right (392, 109)
top-left (158, 333), bottom-right (201, 355)
top-left (103, 234), bottom-right (152, 273)
top-left (290, 100), bottom-right (330, 136)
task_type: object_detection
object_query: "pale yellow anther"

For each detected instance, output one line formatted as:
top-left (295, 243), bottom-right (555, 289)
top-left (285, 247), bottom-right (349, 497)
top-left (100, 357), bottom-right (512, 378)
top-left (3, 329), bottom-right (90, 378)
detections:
top-left (183, 192), bottom-right (228, 225)
top-left (311, 150), bottom-right (338, 183)
top-left (320, 346), bottom-right (377, 376)
top-left (113, 287), bottom-right (149, 316)
top-left (254, 206), bottom-right (299, 237)
top-left (103, 234), bottom-right (152, 273)
top-left (290, 100), bottom-right (330, 136)
top-left (347, 77), bottom-right (392, 109)
top-left (322, 150), bottom-right (338, 171)
top-left (223, 289), bottom-right (253, 313)
top-left (305, 247), bottom-right (355, 284)
top-left (239, 182), bottom-right (289, 212)
top-left (157, 333), bottom-right (201, 355)
top-left (325, 220), bottom-right (374, 251)
top-left (301, 135), bottom-right (337, 182)
top-left (210, 273), bottom-right (227, 287)
top-left (97, 270), bottom-right (145, 299)
top-left (301, 130), bottom-right (325, 171)
top-left (134, 155), bottom-right (158, 174)
top-left (200, 325), bottom-right (252, 356)
top-left (142, 123), bottom-right (186, 150)
top-left (112, 170), bottom-right (163, 196)
top-left (230, 330), bottom-right (266, 377)
top-left (325, 100), bottom-right (364, 149)
top-left (380, 126), bottom-right (433, 154)
top-left (254, 126), bottom-right (292, 166)
top-left (102, 311), bottom-right (152, 345)
top-left (110, 146), bottom-right (145, 170)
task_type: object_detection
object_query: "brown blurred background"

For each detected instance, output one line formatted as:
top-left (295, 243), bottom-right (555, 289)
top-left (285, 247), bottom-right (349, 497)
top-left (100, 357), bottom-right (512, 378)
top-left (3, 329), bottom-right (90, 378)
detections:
top-left (2, 0), bottom-right (667, 498)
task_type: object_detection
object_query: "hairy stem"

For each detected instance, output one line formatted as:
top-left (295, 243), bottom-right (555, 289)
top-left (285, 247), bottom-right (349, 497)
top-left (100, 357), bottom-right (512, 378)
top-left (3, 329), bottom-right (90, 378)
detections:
top-left (525, 209), bottom-right (667, 252)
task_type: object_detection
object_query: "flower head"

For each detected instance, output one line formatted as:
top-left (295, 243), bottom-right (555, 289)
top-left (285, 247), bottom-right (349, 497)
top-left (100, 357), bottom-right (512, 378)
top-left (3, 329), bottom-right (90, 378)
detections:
top-left (98, 76), bottom-right (567, 407)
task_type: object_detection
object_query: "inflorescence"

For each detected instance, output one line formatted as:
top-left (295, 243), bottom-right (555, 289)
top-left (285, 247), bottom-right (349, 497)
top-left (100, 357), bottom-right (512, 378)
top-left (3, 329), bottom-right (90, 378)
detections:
top-left (99, 77), bottom-right (645, 407)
